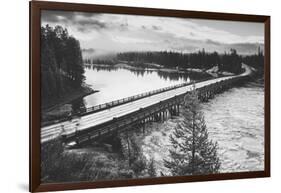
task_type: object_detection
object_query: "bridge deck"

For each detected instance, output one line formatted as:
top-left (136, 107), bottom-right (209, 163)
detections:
top-left (41, 64), bottom-right (251, 143)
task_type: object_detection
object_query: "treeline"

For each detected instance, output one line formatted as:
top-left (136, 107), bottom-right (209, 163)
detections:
top-left (41, 25), bottom-right (85, 106)
top-left (116, 49), bottom-right (265, 74)
top-left (84, 49), bottom-right (264, 75)
top-left (242, 47), bottom-right (264, 76)
top-left (117, 49), bottom-right (244, 74)
top-left (84, 58), bottom-right (115, 66)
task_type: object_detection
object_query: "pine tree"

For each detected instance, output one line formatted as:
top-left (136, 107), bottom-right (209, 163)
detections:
top-left (164, 87), bottom-right (221, 176)
top-left (41, 25), bottom-right (85, 107)
top-left (147, 158), bottom-right (157, 177)
top-left (119, 133), bottom-right (147, 176)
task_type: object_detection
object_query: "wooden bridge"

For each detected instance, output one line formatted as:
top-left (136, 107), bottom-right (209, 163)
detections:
top-left (41, 64), bottom-right (252, 145)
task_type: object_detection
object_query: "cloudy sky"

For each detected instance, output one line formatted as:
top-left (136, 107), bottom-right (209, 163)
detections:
top-left (41, 10), bottom-right (264, 55)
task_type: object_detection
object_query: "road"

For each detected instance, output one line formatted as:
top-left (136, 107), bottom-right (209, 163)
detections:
top-left (41, 64), bottom-right (252, 143)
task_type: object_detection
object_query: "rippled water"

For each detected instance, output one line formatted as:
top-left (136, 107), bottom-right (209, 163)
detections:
top-left (202, 83), bottom-right (264, 172)
top-left (140, 82), bottom-right (264, 174)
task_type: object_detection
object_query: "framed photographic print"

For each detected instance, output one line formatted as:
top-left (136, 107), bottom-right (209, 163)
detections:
top-left (30, 1), bottom-right (270, 192)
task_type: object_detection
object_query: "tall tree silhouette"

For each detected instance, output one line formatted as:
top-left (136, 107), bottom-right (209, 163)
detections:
top-left (41, 25), bottom-right (85, 106)
top-left (243, 46), bottom-right (264, 76)
top-left (164, 87), bottom-right (220, 175)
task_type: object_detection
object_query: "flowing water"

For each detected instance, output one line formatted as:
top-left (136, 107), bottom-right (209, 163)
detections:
top-left (77, 66), bottom-right (264, 174)
top-left (140, 82), bottom-right (264, 174)
top-left (203, 82), bottom-right (264, 172)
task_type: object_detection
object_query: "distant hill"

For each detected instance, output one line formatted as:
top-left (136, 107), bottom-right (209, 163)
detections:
top-left (225, 43), bottom-right (264, 55)
top-left (82, 48), bottom-right (116, 60)
top-left (82, 42), bottom-right (264, 61)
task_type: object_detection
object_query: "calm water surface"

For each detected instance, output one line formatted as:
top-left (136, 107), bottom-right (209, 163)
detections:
top-left (77, 66), bottom-right (210, 108)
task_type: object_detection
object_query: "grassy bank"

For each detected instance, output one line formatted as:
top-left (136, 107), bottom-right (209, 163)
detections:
top-left (41, 85), bottom-right (96, 124)
top-left (41, 133), bottom-right (157, 183)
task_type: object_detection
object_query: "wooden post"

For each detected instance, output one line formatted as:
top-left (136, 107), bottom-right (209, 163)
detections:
top-left (142, 119), bottom-right (145, 134)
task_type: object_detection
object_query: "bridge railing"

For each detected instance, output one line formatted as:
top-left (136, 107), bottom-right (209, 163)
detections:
top-left (63, 75), bottom-right (248, 144)
top-left (65, 92), bottom-right (184, 144)
top-left (82, 76), bottom-right (216, 114)
top-left (42, 80), bottom-right (198, 127)
top-left (84, 82), bottom-right (190, 112)
top-left (42, 76), bottom-right (220, 127)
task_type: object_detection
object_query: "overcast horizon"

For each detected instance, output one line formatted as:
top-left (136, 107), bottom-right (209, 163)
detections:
top-left (41, 10), bottom-right (264, 56)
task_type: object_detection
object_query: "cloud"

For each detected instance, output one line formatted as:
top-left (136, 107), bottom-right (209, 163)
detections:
top-left (79, 19), bottom-right (107, 28)
top-left (205, 39), bottom-right (221, 46)
top-left (42, 10), bottom-right (107, 33)
top-left (41, 11), bottom-right (74, 23)
top-left (41, 10), bottom-right (264, 55)
top-left (113, 36), bottom-right (154, 44)
top-left (152, 25), bottom-right (162, 31)
top-left (76, 19), bottom-right (108, 33)
top-left (41, 10), bottom-right (100, 23)
top-left (190, 32), bottom-right (195, 37)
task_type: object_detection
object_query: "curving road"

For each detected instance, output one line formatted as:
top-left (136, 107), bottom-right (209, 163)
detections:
top-left (41, 64), bottom-right (252, 143)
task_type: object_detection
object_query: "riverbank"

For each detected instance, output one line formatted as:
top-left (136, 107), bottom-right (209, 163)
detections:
top-left (41, 138), bottom-right (127, 183)
top-left (114, 63), bottom-right (187, 73)
top-left (41, 85), bottom-right (97, 124)
top-left (137, 117), bottom-right (182, 176)
top-left (41, 134), bottom-right (154, 183)
top-left (89, 62), bottom-right (235, 78)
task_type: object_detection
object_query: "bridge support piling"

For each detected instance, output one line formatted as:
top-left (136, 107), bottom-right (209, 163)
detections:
top-left (58, 73), bottom-right (251, 145)
top-left (176, 104), bottom-right (180, 115)
top-left (142, 119), bottom-right (145, 134)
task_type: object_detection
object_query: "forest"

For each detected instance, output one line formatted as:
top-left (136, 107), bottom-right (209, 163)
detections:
top-left (86, 48), bottom-right (264, 75)
top-left (41, 25), bottom-right (85, 108)
top-left (242, 47), bottom-right (264, 76)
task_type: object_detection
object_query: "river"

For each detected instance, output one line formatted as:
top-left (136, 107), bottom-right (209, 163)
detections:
top-left (73, 66), bottom-right (211, 109)
top-left (140, 81), bottom-right (264, 175)
top-left (78, 66), bottom-right (264, 174)
top-left (202, 82), bottom-right (264, 172)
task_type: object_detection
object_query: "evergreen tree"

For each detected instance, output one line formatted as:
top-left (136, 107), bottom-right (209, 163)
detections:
top-left (119, 133), bottom-right (147, 176)
top-left (41, 25), bottom-right (85, 107)
top-left (242, 46), bottom-right (264, 76)
top-left (164, 87), bottom-right (221, 176)
top-left (116, 49), bottom-right (245, 74)
top-left (147, 158), bottom-right (157, 177)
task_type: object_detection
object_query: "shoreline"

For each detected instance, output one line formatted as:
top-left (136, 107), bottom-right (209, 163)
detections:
top-left (88, 63), bottom-right (234, 77)
top-left (42, 63), bottom-right (251, 125)
top-left (41, 86), bottom-right (97, 123)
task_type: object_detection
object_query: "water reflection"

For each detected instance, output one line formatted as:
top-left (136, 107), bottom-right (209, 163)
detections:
top-left (157, 71), bottom-right (208, 81)
top-left (85, 65), bottom-right (210, 81)
top-left (72, 65), bottom-right (211, 114)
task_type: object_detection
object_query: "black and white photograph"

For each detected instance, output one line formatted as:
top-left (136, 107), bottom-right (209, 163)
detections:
top-left (40, 10), bottom-right (265, 184)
